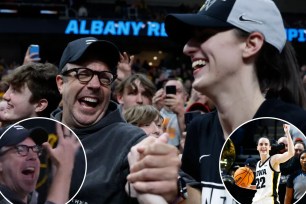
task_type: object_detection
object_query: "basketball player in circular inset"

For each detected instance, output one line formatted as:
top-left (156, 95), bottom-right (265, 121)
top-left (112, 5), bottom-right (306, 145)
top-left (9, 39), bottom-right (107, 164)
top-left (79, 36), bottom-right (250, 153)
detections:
top-left (239, 124), bottom-right (295, 204)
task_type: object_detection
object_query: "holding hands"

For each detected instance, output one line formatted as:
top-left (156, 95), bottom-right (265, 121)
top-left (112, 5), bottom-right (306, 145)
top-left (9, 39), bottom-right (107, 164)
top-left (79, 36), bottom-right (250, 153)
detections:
top-left (127, 133), bottom-right (181, 203)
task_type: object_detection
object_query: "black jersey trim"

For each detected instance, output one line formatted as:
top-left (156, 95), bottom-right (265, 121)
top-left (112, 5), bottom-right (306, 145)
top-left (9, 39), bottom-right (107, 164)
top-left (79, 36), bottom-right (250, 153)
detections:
top-left (201, 181), bottom-right (225, 190)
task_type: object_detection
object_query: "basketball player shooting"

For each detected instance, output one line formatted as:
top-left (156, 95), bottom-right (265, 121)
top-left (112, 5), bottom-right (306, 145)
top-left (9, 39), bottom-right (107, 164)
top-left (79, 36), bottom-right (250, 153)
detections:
top-left (235, 124), bottom-right (295, 204)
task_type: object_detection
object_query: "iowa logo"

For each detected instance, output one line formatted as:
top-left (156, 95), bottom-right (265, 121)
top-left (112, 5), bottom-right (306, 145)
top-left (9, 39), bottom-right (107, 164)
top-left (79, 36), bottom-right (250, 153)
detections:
top-left (199, 0), bottom-right (227, 12)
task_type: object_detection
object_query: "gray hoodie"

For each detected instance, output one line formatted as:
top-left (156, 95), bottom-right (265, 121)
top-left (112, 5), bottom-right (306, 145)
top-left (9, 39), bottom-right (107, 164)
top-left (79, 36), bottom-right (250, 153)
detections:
top-left (51, 101), bottom-right (146, 204)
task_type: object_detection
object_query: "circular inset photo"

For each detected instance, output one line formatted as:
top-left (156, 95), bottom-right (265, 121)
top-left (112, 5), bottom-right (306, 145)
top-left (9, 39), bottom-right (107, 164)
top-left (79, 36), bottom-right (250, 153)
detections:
top-left (220, 117), bottom-right (306, 204)
top-left (0, 117), bottom-right (87, 204)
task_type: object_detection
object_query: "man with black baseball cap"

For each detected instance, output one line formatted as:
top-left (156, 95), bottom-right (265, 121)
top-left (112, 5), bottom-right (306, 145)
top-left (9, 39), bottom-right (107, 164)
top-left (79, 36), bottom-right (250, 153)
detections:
top-left (59, 37), bottom-right (120, 73)
top-left (0, 125), bottom-right (47, 204)
top-left (51, 37), bottom-right (180, 204)
top-left (0, 122), bottom-right (82, 204)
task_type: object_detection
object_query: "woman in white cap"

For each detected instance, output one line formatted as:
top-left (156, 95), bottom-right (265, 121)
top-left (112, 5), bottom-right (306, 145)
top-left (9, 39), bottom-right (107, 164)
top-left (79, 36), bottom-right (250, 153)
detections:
top-left (164, 0), bottom-right (306, 203)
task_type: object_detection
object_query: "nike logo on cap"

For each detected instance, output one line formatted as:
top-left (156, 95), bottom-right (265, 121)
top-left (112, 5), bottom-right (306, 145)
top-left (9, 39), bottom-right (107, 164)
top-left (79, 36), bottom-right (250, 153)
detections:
top-left (239, 15), bottom-right (263, 24)
top-left (86, 39), bottom-right (97, 44)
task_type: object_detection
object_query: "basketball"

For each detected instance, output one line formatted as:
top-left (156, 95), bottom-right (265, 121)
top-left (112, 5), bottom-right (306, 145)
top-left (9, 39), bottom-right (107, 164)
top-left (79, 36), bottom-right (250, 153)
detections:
top-left (234, 167), bottom-right (254, 188)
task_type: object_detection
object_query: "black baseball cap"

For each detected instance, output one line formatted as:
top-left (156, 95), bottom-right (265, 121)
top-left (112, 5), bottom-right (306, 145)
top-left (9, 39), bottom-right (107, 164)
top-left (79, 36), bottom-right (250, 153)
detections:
top-left (165, 0), bottom-right (286, 52)
top-left (0, 125), bottom-right (48, 148)
top-left (59, 37), bottom-right (120, 73)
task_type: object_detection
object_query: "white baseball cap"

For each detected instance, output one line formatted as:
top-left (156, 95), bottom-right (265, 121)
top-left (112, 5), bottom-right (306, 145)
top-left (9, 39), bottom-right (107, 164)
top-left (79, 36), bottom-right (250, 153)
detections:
top-left (165, 0), bottom-right (286, 52)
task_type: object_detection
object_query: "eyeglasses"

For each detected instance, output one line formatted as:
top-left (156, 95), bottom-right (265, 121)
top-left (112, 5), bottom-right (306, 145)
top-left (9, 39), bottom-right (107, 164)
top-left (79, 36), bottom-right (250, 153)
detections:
top-left (61, 67), bottom-right (117, 86)
top-left (0, 145), bottom-right (43, 157)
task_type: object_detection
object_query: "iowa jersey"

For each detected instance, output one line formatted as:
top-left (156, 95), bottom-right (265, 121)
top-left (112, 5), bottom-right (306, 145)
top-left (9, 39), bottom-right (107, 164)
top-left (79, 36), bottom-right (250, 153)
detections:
top-left (252, 157), bottom-right (281, 204)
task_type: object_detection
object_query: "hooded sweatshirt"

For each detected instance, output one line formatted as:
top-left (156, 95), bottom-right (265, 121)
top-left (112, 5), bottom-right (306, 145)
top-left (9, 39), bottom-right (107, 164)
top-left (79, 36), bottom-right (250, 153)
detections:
top-left (51, 101), bottom-right (146, 204)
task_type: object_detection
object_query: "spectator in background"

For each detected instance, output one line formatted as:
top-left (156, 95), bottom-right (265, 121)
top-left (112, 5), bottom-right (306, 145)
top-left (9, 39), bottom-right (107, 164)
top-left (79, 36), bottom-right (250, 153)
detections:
top-left (0, 63), bottom-right (61, 127)
top-left (284, 150), bottom-right (306, 204)
top-left (276, 135), bottom-right (306, 202)
top-left (278, 136), bottom-right (289, 154)
top-left (153, 79), bottom-right (188, 148)
top-left (23, 46), bottom-right (41, 65)
top-left (123, 104), bottom-right (163, 138)
top-left (294, 140), bottom-right (305, 157)
top-left (285, 140), bottom-right (306, 173)
top-left (0, 100), bottom-right (8, 127)
top-left (115, 73), bottom-right (156, 113)
top-left (185, 87), bottom-right (214, 113)
top-left (277, 136), bottom-right (294, 200)
top-left (51, 37), bottom-right (179, 203)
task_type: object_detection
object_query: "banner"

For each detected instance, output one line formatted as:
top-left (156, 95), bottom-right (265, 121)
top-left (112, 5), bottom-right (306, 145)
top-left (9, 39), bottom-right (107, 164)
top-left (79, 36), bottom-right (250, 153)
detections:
top-left (0, 18), bottom-right (305, 42)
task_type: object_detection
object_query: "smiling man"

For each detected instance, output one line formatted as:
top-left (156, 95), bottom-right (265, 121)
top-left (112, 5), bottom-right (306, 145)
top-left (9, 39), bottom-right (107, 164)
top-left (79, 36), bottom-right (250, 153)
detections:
top-left (115, 73), bottom-right (156, 114)
top-left (0, 125), bottom-right (48, 203)
top-left (0, 123), bottom-right (82, 204)
top-left (51, 37), bottom-right (180, 204)
top-left (0, 63), bottom-right (61, 127)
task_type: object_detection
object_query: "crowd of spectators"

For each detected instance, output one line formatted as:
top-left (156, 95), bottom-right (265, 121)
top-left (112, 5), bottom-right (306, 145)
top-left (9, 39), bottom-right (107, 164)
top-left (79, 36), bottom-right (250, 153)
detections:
top-left (0, 53), bottom-right (195, 99)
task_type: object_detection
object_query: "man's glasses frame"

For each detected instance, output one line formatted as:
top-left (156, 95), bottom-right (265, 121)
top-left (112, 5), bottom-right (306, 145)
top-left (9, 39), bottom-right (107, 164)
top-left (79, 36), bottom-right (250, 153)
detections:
top-left (61, 67), bottom-right (117, 86)
top-left (0, 144), bottom-right (43, 157)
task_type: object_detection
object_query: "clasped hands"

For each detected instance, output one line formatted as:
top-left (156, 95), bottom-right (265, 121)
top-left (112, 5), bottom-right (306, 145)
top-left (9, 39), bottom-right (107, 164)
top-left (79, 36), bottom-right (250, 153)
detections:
top-left (126, 133), bottom-right (181, 203)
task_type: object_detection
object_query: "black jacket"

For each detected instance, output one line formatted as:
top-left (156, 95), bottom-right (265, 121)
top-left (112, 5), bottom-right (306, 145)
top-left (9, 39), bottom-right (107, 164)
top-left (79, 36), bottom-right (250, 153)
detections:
top-left (182, 99), bottom-right (306, 204)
